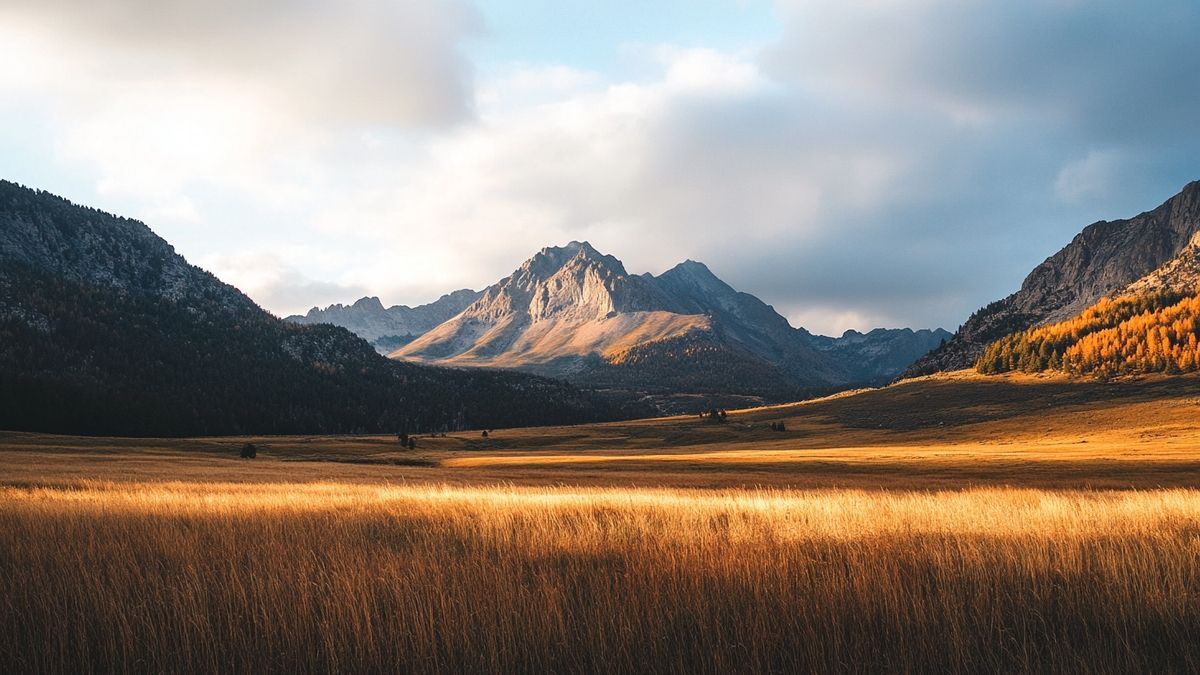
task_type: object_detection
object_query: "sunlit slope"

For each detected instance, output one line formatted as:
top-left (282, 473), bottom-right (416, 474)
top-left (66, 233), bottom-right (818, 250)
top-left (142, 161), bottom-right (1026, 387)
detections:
top-left (978, 292), bottom-right (1200, 376)
top-left (398, 309), bottom-right (711, 369)
top-left (977, 227), bottom-right (1200, 377)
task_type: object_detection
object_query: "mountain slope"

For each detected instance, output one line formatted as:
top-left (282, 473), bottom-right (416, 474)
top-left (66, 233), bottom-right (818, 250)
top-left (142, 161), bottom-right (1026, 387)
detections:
top-left (0, 181), bottom-right (643, 435)
top-left (286, 289), bottom-right (480, 353)
top-left (906, 181), bottom-right (1200, 377)
top-left (977, 232), bottom-right (1200, 377)
top-left (976, 291), bottom-right (1200, 377)
top-left (393, 241), bottom-right (945, 400)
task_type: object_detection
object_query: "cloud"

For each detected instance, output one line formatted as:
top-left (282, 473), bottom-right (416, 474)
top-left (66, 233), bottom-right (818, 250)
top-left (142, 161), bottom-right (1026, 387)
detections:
top-left (268, 18), bottom-right (1199, 334)
top-left (200, 252), bottom-right (368, 317)
top-left (1, 0), bottom-right (480, 127)
top-left (301, 45), bottom-right (1050, 333)
top-left (0, 0), bottom-right (480, 206)
top-left (764, 0), bottom-right (1200, 141)
top-left (1055, 150), bottom-right (1124, 204)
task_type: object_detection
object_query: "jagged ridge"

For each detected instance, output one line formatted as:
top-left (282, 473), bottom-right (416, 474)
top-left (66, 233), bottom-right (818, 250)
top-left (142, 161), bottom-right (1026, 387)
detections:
top-left (286, 289), bottom-right (481, 353)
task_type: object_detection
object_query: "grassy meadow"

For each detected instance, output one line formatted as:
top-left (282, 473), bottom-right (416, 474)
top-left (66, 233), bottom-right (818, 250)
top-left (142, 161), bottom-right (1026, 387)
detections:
top-left (4, 372), bottom-right (1200, 672)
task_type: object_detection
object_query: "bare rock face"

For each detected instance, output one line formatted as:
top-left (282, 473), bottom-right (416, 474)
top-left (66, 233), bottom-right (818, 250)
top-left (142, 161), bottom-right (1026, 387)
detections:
top-left (811, 327), bottom-right (952, 384)
top-left (396, 241), bottom-right (701, 370)
top-left (1123, 231), bottom-right (1200, 296)
top-left (905, 180), bottom-right (1200, 377)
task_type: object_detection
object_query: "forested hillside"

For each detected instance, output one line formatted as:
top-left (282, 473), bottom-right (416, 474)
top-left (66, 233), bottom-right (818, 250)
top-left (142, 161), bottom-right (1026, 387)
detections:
top-left (976, 292), bottom-right (1200, 377)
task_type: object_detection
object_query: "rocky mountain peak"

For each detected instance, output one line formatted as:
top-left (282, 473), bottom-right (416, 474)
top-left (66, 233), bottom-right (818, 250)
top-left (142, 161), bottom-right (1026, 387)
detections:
top-left (458, 241), bottom-right (671, 326)
top-left (520, 241), bottom-right (625, 281)
top-left (658, 259), bottom-right (735, 299)
top-left (394, 240), bottom-right (948, 395)
top-left (286, 287), bottom-right (482, 349)
top-left (351, 296), bottom-right (385, 311)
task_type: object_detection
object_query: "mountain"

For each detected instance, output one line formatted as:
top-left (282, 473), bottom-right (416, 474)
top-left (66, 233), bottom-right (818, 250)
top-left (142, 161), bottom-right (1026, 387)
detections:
top-left (0, 181), bottom-right (645, 436)
top-left (976, 228), bottom-right (1200, 378)
top-left (809, 328), bottom-right (952, 383)
top-left (392, 241), bottom-right (947, 404)
top-left (286, 289), bottom-right (480, 353)
top-left (906, 180), bottom-right (1200, 376)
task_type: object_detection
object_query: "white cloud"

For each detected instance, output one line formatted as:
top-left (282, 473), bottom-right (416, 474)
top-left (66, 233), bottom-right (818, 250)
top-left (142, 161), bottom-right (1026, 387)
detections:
top-left (201, 251), bottom-right (368, 317)
top-left (0, 0), bottom-right (479, 209)
top-left (1054, 150), bottom-right (1123, 204)
top-left (1, 0), bottom-right (479, 127)
top-left (313, 47), bottom-right (909, 301)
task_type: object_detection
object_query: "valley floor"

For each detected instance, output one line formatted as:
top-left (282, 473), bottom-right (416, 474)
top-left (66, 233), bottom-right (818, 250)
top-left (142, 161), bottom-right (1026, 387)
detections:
top-left (4, 371), bottom-right (1200, 672)
top-left (5, 370), bottom-right (1200, 489)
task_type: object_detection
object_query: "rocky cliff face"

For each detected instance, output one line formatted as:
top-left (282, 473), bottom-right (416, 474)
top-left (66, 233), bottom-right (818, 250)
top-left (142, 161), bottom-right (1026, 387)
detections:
top-left (905, 181), bottom-right (1200, 376)
top-left (0, 182), bottom-right (254, 313)
top-left (394, 241), bottom-right (945, 399)
top-left (286, 289), bottom-right (480, 352)
top-left (1123, 231), bottom-right (1200, 296)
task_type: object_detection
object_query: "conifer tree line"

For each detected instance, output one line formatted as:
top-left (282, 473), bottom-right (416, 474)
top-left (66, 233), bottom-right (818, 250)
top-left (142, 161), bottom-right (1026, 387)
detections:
top-left (976, 291), bottom-right (1200, 377)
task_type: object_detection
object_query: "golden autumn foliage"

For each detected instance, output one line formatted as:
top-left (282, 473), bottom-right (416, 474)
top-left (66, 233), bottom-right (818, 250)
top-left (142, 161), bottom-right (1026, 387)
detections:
top-left (977, 291), bottom-right (1200, 377)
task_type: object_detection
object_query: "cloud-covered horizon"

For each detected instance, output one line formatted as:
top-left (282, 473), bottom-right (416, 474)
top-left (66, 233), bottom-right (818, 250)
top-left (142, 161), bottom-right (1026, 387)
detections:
top-left (1, 0), bottom-right (1197, 335)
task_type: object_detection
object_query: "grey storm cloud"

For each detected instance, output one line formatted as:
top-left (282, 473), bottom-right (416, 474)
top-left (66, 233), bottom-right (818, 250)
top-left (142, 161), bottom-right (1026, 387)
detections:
top-left (685, 0), bottom-right (1200, 331)
top-left (765, 0), bottom-right (1200, 141)
top-left (2, 0), bottom-right (481, 126)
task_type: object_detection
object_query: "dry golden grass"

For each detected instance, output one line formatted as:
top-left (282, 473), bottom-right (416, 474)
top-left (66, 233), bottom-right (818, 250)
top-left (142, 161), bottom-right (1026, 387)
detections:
top-left (5, 373), bottom-right (1200, 672)
top-left (3, 481), bottom-right (1200, 673)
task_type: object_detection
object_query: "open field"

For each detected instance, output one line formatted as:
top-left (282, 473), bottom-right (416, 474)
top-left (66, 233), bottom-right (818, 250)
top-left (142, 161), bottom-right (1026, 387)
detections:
top-left (4, 372), bottom-right (1200, 672)
top-left (5, 371), bottom-right (1200, 490)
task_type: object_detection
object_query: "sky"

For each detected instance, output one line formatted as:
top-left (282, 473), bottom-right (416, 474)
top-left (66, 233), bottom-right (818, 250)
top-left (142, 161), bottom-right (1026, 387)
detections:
top-left (1, 0), bottom-right (1197, 335)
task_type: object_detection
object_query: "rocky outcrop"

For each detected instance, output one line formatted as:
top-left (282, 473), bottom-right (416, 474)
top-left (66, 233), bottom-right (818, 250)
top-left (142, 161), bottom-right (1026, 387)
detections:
top-left (1123, 231), bottom-right (1200, 296)
top-left (396, 242), bottom-right (714, 372)
top-left (905, 181), bottom-right (1200, 376)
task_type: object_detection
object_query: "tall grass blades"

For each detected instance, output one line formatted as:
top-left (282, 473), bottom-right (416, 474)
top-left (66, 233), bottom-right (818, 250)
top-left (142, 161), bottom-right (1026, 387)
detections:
top-left (3, 482), bottom-right (1199, 673)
